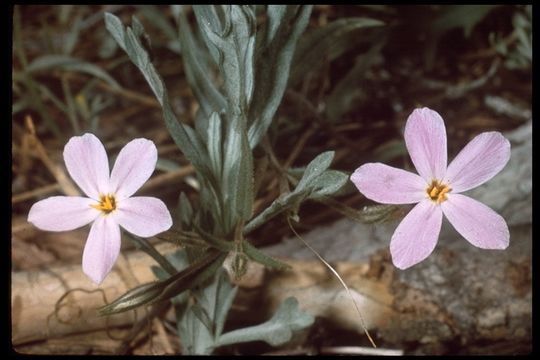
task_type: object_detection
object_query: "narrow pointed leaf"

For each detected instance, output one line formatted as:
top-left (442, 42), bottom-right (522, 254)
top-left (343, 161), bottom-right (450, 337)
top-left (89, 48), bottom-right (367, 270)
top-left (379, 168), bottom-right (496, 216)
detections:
top-left (206, 112), bottom-right (223, 183)
top-left (221, 113), bottom-right (254, 227)
top-left (155, 251), bottom-right (227, 303)
top-left (98, 281), bottom-right (165, 315)
top-left (247, 5), bottom-right (312, 148)
top-left (104, 12), bottom-right (213, 181)
top-left (98, 250), bottom-right (225, 315)
top-left (104, 13), bottom-right (126, 51)
top-left (177, 192), bottom-right (194, 227)
top-left (194, 5), bottom-right (255, 108)
top-left (176, 8), bottom-right (226, 117)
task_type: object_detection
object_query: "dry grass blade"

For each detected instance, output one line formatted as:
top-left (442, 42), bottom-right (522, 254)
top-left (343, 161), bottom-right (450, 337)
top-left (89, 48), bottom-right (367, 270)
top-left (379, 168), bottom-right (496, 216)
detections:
top-left (12, 183), bottom-right (61, 204)
top-left (287, 218), bottom-right (377, 348)
top-left (140, 165), bottom-right (196, 192)
top-left (24, 115), bottom-right (81, 197)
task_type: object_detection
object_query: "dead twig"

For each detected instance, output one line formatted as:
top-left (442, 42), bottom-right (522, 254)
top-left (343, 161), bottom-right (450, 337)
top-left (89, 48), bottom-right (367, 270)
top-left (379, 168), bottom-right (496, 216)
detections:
top-left (24, 115), bottom-right (81, 196)
top-left (320, 346), bottom-right (404, 356)
top-left (59, 72), bottom-right (160, 109)
top-left (461, 31), bottom-right (518, 60)
top-left (140, 165), bottom-right (196, 193)
top-left (12, 183), bottom-right (61, 204)
top-left (115, 254), bottom-right (176, 355)
top-left (420, 58), bottom-right (500, 99)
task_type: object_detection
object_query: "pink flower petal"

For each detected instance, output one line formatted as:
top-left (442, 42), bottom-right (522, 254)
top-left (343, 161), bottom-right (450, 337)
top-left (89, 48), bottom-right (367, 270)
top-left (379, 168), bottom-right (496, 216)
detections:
top-left (109, 139), bottom-right (158, 200)
top-left (27, 196), bottom-right (99, 231)
top-left (390, 200), bottom-right (443, 269)
top-left (113, 197), bottom-right (172, 237)
top-left (63, 133), bottom-right (110, 199)
top-left (404, 108), bottom-right (447, 181)
top-left (82, 215), bottom-right (121, 284)
top-left (351, 163), bottom-right (427, 204)
top-left (444, 132), bottom-right (510, 193)
top-left (441, 194), bottom-right (509, 249)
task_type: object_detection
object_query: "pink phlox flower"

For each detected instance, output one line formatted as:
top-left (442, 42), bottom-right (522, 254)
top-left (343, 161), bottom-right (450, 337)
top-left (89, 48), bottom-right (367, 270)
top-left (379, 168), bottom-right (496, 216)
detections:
top-left (351, 108), bottom-right (511, 269)
top-left (28, 133), bottom-right (173, 284)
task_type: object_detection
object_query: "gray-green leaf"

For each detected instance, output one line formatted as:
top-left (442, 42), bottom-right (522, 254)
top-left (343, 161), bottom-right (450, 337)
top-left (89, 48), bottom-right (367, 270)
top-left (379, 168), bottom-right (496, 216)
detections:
top-left (309, 170), bottom-right (349, 198)
top-left (176, 8), bottom-right (226, 117)
top-left (194, 5), bottom-right (255, 111)
top-left (177, 269), bottom-right (238, 355)
top-left (296, 151), bottom-right (335, 191)
top-left (104, 12), bottom-right (214, 182)
top-left (216, 297), bottom-right (314, 347)
top-left (247, 5), bottom-right (313, 148)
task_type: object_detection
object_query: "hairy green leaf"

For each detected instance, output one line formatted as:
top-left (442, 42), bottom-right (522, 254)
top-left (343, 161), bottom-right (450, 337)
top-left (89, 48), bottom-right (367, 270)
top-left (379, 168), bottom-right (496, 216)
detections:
top-left (151, 250), bottom-right (190, 306)
top-left (176, 8), bottom-right (226, 117)
top-left (309, 170), bottom-right (349, 199)
top-left (194, 5), bottom-right (255, 111)
top-left (216, 297), bottom-right (314, 347)
top-left (221, 113), bottom-right (254, 227)
top-left (98, 281), bottom-right (165, 315)
top-left (243, 242), bottom-right (291, 271)
top-left (206, 112), bottom-right (224, 180)
top-left (104, 12), bottom-right (214, 182)
top-left (99, 250), bottom-right (225, 315)
top-left (296, 151), bottom-right (334, 191)
top-left (104, 13), bottom-right (126, 51)
top-left (247, 5), bottom-right (312, 148)
top-left (177, 269), bottom-right (238, 355)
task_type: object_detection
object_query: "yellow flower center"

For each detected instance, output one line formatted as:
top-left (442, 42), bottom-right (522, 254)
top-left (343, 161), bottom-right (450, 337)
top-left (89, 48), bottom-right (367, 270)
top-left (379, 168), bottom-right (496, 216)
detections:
top-left (91, 194), bottom-right (117, 214)
top-left (426, 180), bottom-right (451, 204)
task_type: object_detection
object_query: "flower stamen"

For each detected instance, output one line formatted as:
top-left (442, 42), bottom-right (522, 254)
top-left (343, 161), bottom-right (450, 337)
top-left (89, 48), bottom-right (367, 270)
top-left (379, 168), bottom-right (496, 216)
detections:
top-left (427, 180), bottom-right (451, 203)
top-left (91, 194), bottom-right (117, 214)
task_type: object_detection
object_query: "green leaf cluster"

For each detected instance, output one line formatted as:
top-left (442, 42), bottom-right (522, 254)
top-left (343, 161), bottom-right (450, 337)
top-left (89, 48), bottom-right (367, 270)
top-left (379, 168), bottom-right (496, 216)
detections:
top-left (152, 250), bottom-right (313, 355)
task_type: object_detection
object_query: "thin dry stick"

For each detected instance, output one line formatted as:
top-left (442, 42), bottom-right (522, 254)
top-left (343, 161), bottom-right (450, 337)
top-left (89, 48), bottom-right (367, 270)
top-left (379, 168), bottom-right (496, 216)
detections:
top-left (320, 346), bottom-right (403, 356)
top-left (140, 165), bottom-right (195, 192)
top-left (461, 31), bottom-right (518, 60)
top-left (115, 255), bottom-right (175, 354)
top-left (287, 218), bottom-right (377, 348)
top-left (115, 301), bottom-right (171, 355)
top-left (59, 72), bottom-right (161, 109)
top-left (12, 165), bottom-right (193, 204)
top-left (153, 316), bottom-right (175, 354)
top-left (97, 81), bottom-right (161, 108)
top-left (282, 125), bottom-right (317, 170)
top-left (12, 183), bottom-right (61, 204)
top-left (255, 126), bottom-right (316, 214)
top-left (24, 115), bottom-right (80, 196)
